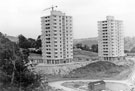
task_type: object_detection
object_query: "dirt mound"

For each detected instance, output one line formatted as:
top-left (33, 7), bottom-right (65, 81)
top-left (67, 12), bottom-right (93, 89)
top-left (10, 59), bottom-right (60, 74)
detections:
top-left (65, 61), bottom-right (128, 79)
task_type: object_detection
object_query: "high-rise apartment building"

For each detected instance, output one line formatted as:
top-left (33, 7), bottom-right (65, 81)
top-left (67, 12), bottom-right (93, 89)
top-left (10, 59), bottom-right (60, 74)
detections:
top-left (98, 16), bottom-right (124, 61)
top-left (41, 10), bottom-right (73, 64)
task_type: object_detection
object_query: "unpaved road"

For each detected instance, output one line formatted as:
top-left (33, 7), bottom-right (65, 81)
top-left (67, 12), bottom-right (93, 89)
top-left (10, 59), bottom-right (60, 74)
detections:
top-left (49, 79), bottom-right (133, 91)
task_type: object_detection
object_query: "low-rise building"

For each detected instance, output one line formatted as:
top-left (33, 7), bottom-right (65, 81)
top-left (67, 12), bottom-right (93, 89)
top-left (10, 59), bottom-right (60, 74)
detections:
top-left (28, 53), bottom-right (43, 64)
top-left (88, 80), bottom-right (106, 91)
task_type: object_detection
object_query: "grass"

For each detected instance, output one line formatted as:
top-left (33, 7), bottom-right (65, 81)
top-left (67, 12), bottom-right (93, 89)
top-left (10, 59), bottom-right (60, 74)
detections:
top-left (73, 49), bottom-right (98, 57)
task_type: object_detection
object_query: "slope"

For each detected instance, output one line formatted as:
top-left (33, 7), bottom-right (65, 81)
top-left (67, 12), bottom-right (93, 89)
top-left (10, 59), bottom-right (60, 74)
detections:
top-left (64, 61), bottom-right (129, 79)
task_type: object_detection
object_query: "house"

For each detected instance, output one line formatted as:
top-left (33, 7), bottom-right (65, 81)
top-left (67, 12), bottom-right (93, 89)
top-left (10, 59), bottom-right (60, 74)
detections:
top-left (28, 53), bottom-right (43, 64)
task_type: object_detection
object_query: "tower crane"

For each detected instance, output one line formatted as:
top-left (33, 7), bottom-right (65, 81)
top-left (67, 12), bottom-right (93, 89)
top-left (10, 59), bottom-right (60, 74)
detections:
top-left (43, 5), bottom-right (58, 11)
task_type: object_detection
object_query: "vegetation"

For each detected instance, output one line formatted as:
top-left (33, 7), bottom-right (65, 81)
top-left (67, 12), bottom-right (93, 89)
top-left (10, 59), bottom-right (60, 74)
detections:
top-left (0, 32), bottom-right (46, 91)
top-left (64, 61), bottom-right (129, 79)
top-left (91, 44), bottom-right (98, 53)
top-left (74, 37), bottom-right (135, 52)
top-left (73, 37), bottom-right (98, 49)
top-left (74, 43), bottom-right (98, 53)
top-left (18, 34), bottom-right (41, 49)
top-left (73, 49), bottom-right (98, 57)
top-left (18, 34), bottom-right (42, 54)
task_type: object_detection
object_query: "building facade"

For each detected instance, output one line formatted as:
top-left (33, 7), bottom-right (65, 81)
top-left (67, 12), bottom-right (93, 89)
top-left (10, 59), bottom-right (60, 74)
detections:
top-left (41, 10), bottom-right (73, 64)
top-left (98, 16), bottom-right (124, 61)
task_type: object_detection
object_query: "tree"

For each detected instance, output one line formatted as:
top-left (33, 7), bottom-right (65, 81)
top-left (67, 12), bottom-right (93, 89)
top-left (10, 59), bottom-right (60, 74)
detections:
top-left (91, 44), bottom-right (98, 53)
top-left (28, 38), bottom-right (36, 48)
top-left (18, 34), bottom-right (30, 49)
top-left (75, 43), bottom-right (83, 49)
top-left (82, 44), bottom-right (90, 51)
top-left (124, 50), bottom-right (130, 53)
top-left (0, 32), bottom-right (44, 91)
top-left (36, 35), bottom-right (41, 49)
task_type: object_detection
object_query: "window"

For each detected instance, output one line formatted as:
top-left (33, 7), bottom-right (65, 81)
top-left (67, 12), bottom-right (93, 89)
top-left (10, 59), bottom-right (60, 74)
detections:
top-left (46, 34), bottom-right (50, 36)
top-left (103, 30), bottom-right (107, 32)
top-left (103, 27), bottom-right (107, 29)
top-left (54, 23), bottom-right (57, 25)
top-left (102, 21), bottom-right (107, 23)
top-left (46, 52), bottom-right (51, 54)
top-left (103, 42), bottom-right (108, 44)
top-left (54, 49), bottom-right (58, 50)
top-left (54, 26), bottom-right (57, 28)
top-left (103, 51), bottom-right (108, 52)
top-left (53, 15), bottom-right (56, 17)
top-left (103, 39), bottom-right (108, 41)
top-left (54, 34), bottom-right (57, 36)
top-left (46, 27), bottom-right (50, 29)
top-left (46, 48), bottom-right (51, 50)
top-left (54, 37), bottom-right (57, 39)
top-left (54, 41), bottom-right (57, 43)
top-left (46, 38), bottom-right (50, 40)
top-left (46, 23), bottom-right (50, 26)
top-left (54, 30), bottom-right (57, 32)
top-left (55, 56), bottom-right (58, 58)
top-left (46, 41), bottom-right (50, 43)
top-left (45, 20), bottom-right (50, 22)
top-left (47, 56), bottom-right (51, 58)
top-left (102, 24), bottom-right (107, 26)
top-left (53, 19), bottom-right (57, 21)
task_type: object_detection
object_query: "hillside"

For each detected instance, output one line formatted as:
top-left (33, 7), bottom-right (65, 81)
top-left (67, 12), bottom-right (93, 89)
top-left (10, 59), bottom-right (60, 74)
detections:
top-left (5, 35), bottom-right (18, 43)
top-left (6, 35), bottom-right (135, 51)
top-left (73, 49), bottom-right (98, 57)
top-left (124, 37), bottom-right (135, 51)
top-left (74, 37), bottom-right (135, 51)
top-left (64, 61), bottom-right (129, 79)
top-left (74, 37), bottom-right (98, 47)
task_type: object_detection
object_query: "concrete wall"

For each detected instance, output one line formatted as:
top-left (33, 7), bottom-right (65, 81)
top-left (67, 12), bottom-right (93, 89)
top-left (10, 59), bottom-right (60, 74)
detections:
top-left (35, 61), bottom-right (91, 75)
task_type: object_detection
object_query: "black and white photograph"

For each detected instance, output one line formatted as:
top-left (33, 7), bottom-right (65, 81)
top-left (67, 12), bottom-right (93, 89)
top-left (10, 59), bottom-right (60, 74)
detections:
top-left (0, 0), bottom-right (135, 91)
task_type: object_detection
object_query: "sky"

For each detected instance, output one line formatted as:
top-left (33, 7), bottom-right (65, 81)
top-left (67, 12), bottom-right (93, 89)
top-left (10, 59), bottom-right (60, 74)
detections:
top-left (0, 0), bottom-right (135, 39)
